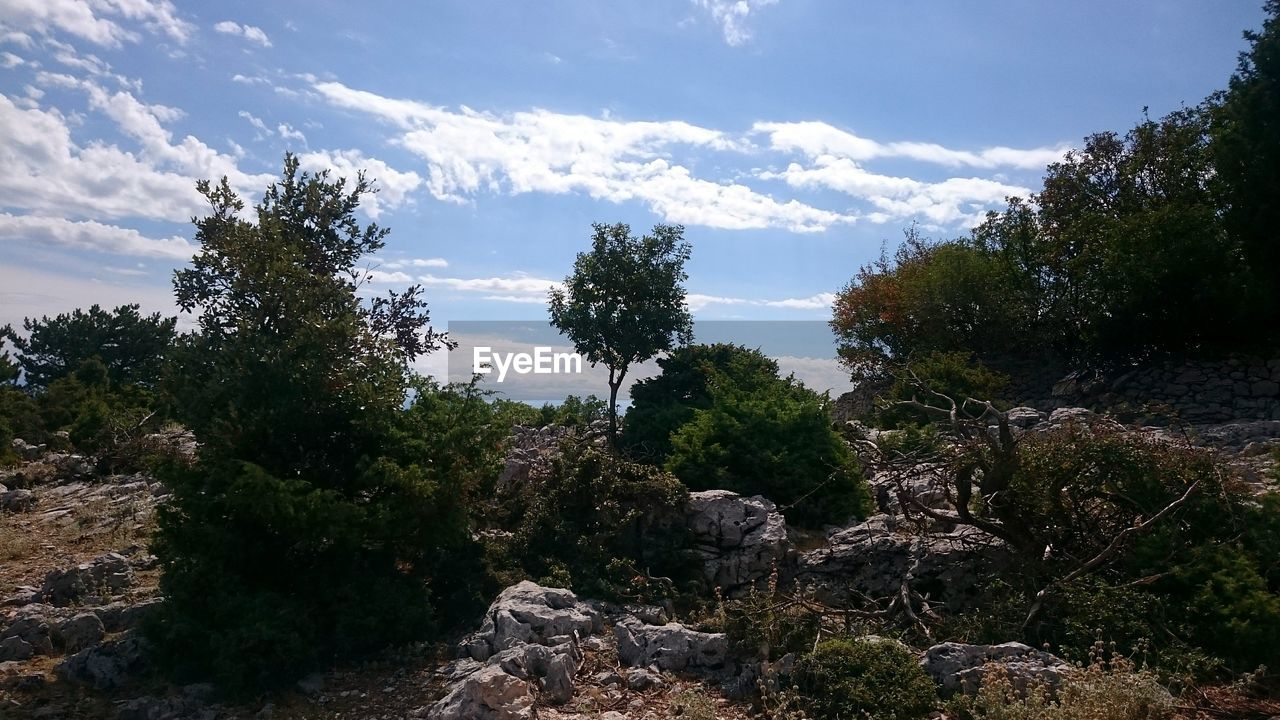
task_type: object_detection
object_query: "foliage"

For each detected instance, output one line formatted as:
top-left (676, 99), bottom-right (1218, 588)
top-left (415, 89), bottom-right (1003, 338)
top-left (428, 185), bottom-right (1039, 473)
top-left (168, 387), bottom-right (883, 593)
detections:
top-left (622, 343), bottom-right (784, 463)
top-left (954, 649), bottom-right (1172, 720)
top-left (150, 155), bottom-right (462, 692)
top-left (549, 222), bottom-right (693, 438)
top-left (873, 351), bottom-right (1010, 428)
top-left (793, 637), bottom-right (938, 720)
top-left (1210, 1), bottom-right (1280, 332)
top-left (832, 34), bottom-right (1280, 373)
top-left (663, 360), bottom-right (872, 527)
top-left (1, 304), bottom-right (176, 390)
top-left (721, 572), bottom-right (823, 662)
top-left (492, 443), bottom-right (695, 602)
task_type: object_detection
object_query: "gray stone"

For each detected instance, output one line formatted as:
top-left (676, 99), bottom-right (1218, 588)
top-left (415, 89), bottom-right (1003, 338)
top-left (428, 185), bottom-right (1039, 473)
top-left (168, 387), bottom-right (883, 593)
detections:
top-left (427, 664), bottom-right (535, 720)
top-left (56, 633), bottom-right (149, 690)
top-left (613, 617), bottom-right (729, 674)
top-left (460, 581), bottom-right (602, 662)
top-left (921, 641), bottom-right (1073, 697)
top-left (0, 489), bottom-right (37, 512)
top-left (94, 597), bottom-right (164, 632)
top-left (40, 552), bottom-right (135, 605)
top-left (1252, 380), bottom-right (1279, 397)
top-left (0, 610), bottom-right (56, 655)
top-left (57, 613), bottom-right (105, 653)
top-left (10, 438), bottom-right (44, 461)
top-left (1005, 407), bottom-right (1044, 429)
top-left (626, 667), bottom-right (666, 691)
top-left (796, 514), bottom-right (1007, 611)
top-left (687, 490), bottom-right (790, 596)
top-left (0, 636), bottom-right (33, 661)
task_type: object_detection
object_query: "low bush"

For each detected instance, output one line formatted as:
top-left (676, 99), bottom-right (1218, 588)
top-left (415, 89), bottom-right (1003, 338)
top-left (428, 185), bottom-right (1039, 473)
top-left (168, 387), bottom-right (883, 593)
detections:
top-left (492, 443), bottom-right (696, 602)
top-left (872, 350), bottom-right (1010, 429)
top-left (793, 636), bottom-right (938, 720)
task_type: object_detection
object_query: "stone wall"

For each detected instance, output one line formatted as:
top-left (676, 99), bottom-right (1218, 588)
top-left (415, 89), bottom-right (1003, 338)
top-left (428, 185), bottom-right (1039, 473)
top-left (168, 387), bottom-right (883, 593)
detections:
top-left (1008, 355), bottom-right (1280, 424)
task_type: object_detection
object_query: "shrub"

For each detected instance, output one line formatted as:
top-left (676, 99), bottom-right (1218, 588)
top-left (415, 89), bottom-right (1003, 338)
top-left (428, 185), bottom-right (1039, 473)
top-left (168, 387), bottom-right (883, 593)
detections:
top-left (793, 637), bottom-right (937, 720)
top-left (623, 343), bottom-right (783, 462)
top-left (956, 651), bottom-right (1172, 720)
top-left (494, 443), bottom-right (696, 602)
top-left (665, 379), bottom-right (871, 527)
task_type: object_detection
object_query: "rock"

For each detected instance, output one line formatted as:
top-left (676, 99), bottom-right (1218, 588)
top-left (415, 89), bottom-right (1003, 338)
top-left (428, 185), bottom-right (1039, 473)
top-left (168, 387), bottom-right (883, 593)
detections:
top-left (40, 552), bottom-right (135, 605)
top-left (57, 613), bottom-right (105, 653)
top-left (868, 464), bottom-right (953, 515)
top-left (1045, 407), bottom-right (1098, 427)
top-left (297, 672), bottom-right (325, 696)
top-left (921, 641), bottom-right (1073, 697)
top-left (0, 609), bottom-right (56, 655)
top-left (95, 597), bottom-right (164, 632)
top-left (11, 438), bottom-right (44, 461)
top-left (626, 667), bottom-right (666, 691)
top-left (0, 636), bottom-right (33, 661)
top-left (427, 663), bottom-right (536, 720)
top-left (56, 632), bottom-right (149, 690)
top-left (614, 617), bottom-right (730, 675)
top-left (796, 514), bottom-right (1008, 611)
top-left (687, 490), bottom-right (790, 595)
top-left (1005, 407), bottom-right (1045, 428)
top-left (460, 581), bottom-right (602, 662)
top-left (0, 489), bottom-right (37, 512)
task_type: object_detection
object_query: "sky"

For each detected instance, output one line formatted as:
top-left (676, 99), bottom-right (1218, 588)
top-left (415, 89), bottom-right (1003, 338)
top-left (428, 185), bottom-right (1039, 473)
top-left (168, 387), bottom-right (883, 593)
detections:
top-left (0, 0), bottom-right (1267, 397)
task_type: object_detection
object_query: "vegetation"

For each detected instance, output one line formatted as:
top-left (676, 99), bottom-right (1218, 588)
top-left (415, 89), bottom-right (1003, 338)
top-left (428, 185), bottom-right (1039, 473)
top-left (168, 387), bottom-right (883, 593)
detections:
top-left (623, 343), bottom-right (870, 527)
top-left (490, 443), bottom-right (695, 602)
top-left (793, 637), bottom-right (938, 720)
top-left (549, 222), bottom-right (694, 439)
top-left (148, 156), bottom-right (465, 692)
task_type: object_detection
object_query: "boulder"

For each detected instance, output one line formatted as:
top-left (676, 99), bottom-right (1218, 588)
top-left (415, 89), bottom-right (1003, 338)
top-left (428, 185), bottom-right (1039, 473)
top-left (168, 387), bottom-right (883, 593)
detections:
top-left (1005, 407), bottom-right (1045, 429)
top-left (95, 597), bottom-right (164, 632)
top-left (11, 438), bottom-right (44, 461)
top-left (613, 616), bottom-right (730, 675)
top-left (428, 664), bottom-right (535, 720)
top-left (796, 514), bottom-right (1007, 611)
top-left (0, 608), bottom-right (57, 655)
top-left (687, 490), bottom-right (789, 595)
top-left (460, 581), bottom-right (602, 662)
top-left (40, 552), bottom-right (135, 605)
top-left (57, 613), bottom-right (106, 653)
top-left (0, 489), bottom-right (37, 512)
top-left (921, 641), bottom-right (1073, 696)
top-left (57, 632), bottom-right (149, 690)
top-left (0, 636), bottom-right (33, 662)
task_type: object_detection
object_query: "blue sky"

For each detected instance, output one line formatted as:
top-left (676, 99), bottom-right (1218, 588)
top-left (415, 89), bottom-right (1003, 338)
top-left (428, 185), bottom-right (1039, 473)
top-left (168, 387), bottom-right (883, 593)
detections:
top-left (0, 0), bottom-right (1266, 391)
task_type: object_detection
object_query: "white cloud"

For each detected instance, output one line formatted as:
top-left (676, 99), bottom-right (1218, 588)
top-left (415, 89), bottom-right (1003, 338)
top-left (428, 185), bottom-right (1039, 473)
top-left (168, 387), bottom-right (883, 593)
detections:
top-left (296, 149), bottom-right (423, 220)
top-left (314, 81), bottom-right (850, 232)
top-left (213, 20), bottom-right (270, 47)
top-left (692, 0), bottom-right (779, 46)
top-left (230, 73), bottom-right (269, 85)
top-left (385, 257), bottom-right (448, 269)
top-left (1, 51), bottom-right (23, 67)
top-left (754, 121), bottom-right (1068, 170)
top-left (276, 122), bottom-right (305, 144)
top-left (0, 0), bottom-right (192, 47)
top-left (419, 272), bottom-right (563, 301)
top-left (0, 212), bottom-right (195, 259)
top-left (686, 291), bottom-right (835, 312)
top-left (238, 109), bottom-right (268, 135)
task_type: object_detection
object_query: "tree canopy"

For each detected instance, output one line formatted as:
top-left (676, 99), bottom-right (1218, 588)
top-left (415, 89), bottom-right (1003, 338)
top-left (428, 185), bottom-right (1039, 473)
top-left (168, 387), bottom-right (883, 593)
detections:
top-left (548, 222), bottom-right (694, 439)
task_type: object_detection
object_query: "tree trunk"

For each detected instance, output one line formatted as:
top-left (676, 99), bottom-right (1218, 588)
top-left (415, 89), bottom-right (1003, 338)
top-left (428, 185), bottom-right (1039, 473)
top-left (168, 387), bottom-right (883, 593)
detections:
top-left (607, 364), bottom-right (626, 447)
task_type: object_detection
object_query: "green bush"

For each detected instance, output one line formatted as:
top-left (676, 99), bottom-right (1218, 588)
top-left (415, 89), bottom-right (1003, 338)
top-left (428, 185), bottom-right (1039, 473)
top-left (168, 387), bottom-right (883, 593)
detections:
top-left (623, 343), bottom-right (782, 462)
top-left (623, 343), bottom-right (871, 528)
top-left (793, 637), bottom-right (937, 720)
top-left (493, 444), bottom-right (696, 602)
top-left (665, 381), bottom-right (871, 527)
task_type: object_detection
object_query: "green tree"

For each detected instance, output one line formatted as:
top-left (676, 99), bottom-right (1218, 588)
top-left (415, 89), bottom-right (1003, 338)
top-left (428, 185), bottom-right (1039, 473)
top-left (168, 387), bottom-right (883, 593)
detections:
top-left (1211, 0), bottom-right (1280, 333)
top-left (151, 155), bottom-right (460, 691)
top-left (549, 222), bottom-right (693, 440)
top-left (1, 304), bottom-right (176, 390)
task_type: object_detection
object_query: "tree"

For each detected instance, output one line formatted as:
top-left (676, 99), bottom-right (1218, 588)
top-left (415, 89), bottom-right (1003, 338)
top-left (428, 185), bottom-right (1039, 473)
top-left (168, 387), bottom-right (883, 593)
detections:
top-left (548, 223), bottom-right (693, 440)
top-left (1, 304), bottom-right (176, 390)
top-left (1211, 0), bottom-right (1280, 333)
top-left (151, 155), bottom-right (461, 691)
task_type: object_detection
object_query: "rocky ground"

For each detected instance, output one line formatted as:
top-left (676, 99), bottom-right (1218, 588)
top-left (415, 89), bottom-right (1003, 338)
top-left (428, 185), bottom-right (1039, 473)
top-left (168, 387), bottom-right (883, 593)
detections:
top-left (2, 411), bottom-right (1279, 719)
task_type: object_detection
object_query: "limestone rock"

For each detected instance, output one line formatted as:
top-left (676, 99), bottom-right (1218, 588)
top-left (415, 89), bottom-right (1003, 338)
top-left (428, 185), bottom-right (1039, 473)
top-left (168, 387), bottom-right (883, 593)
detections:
top-left (57, 613), bottom-right (106, 653)
top-left (461, 581), bottom-right (602, 662)
top-left (428, 662), bottom-right (536, 720)
top-left (57, 632), bottom-right (149, 690)
top-left (40, 552), bottom-right (135, 605)
top-left (0, 488), bottom-right (37, 512)
top-left (687, 490), bottom-right (789, 595)
top-left (613, 616), bottom-right (730, 675)
top-left (0, 636), bottom-right (33, 662)
top-left (921, 641), bottom-right (1073, 697)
